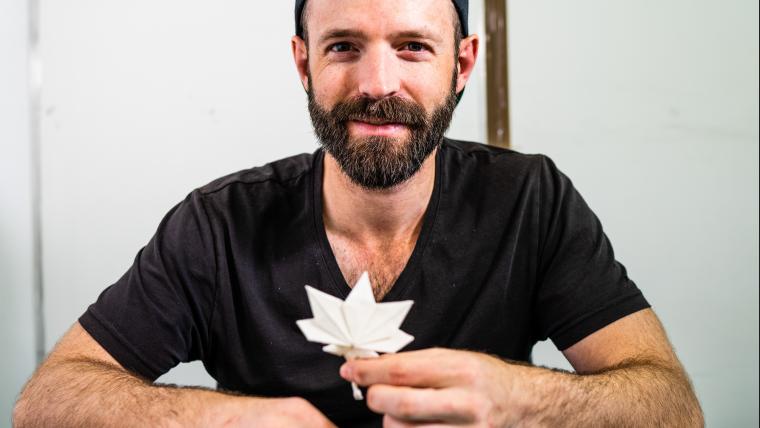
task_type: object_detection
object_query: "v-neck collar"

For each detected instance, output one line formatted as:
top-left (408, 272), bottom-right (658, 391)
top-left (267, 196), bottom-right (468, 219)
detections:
top-left (310, 146), bottom-right (443, 302)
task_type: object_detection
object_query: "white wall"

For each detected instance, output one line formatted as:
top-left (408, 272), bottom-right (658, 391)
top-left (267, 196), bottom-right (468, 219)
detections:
top-left (510, 1), bottom-right (759, 426)
top-left (0, 0), bottom-right (37, 423)
top-left (37, 0), bottom-right (485, 387)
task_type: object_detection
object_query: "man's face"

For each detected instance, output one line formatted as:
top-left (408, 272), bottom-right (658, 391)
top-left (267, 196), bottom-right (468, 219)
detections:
top-left (300, 0), bottom-right (461, 189)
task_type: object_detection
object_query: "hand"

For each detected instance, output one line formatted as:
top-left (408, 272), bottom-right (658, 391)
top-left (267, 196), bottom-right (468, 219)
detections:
top-left (340, 348), bottom-right (526, 427)
top-left (213, 396), bottom-right (337, 428)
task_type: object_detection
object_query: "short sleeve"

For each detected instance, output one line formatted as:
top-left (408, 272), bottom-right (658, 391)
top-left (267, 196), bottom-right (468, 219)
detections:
top-left (79, 190), bottom-right (218, 381)
top-left (533, 157), bottom-right (650, 350)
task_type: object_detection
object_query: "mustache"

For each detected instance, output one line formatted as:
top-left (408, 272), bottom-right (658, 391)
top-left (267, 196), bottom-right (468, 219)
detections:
top-left (327, 96), bottom-right (428, 128)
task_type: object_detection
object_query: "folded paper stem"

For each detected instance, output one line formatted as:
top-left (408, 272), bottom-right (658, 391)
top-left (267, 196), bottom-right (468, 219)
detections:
top-left (351, 380), bottom-right (363, 400)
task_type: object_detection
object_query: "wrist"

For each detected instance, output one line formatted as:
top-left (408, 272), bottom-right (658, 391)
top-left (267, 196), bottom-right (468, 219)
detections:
top-left (505, 362), bottom-right (575, 425)
top-left (196, 392), bottom-right (254, 427)
top-left (154, 387), bottom-right (249, 428)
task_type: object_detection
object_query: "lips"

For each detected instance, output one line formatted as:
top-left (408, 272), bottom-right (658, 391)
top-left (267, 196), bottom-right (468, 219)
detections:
top-left (347, 119), bottom-right (408, 137)
top-left (360, 119), bottom-right (391, 125)
top-left (349, 116), bottom-right (403, 126)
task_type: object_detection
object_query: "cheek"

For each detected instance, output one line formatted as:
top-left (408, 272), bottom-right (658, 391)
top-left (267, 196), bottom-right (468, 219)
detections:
top-left (400, 62), bottom-right (455, 109)
top-left (311, 68), bottom-right (354, 108)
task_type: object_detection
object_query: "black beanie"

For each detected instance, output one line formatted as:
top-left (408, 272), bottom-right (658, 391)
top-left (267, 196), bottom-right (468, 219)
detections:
top-left (294, 0), bottom-right (469, 38)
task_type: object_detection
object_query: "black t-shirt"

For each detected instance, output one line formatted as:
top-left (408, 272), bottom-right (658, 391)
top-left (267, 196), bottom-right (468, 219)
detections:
top-left (80, 138), bottom-right (649, 426)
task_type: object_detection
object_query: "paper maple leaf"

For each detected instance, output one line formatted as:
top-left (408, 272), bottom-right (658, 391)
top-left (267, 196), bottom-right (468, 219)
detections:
top-left (296, 272), bottom-right (414, 399)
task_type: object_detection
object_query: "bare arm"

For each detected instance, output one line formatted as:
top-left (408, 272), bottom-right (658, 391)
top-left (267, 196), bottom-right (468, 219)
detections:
top-left (510, 308), bottom-right (703, 426)
top-left (13, 322), bottom-right (335, 428)
top-left (342, 309), bottom-right (703, 426)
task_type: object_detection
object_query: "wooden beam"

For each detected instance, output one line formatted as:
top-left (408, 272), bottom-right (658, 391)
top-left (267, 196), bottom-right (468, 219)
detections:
top-left (484, 0), bottom-right (510, 148)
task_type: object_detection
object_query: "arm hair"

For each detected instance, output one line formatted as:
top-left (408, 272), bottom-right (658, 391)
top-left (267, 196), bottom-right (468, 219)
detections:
top-left (13, 323), bottom-right (242, 427)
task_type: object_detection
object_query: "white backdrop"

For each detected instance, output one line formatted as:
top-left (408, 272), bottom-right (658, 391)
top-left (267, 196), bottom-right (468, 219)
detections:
top-left (1, 0), bottom-right (756, 425)
top-left (0, 0), bottom-right (37, 423)
top-left (508, 1), bottom-right (759, 425)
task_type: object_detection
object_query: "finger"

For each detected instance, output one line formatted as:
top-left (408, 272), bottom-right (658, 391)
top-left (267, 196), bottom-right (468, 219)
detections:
top-left (342, 349), bottom-right (472, 387)
top-left (367, 384), bottom-right (478, 424)
top-left (383, 414), bottom-right (454, 428)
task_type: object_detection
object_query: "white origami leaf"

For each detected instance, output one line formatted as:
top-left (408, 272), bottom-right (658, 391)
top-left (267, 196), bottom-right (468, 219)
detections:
top-left (344, 273), bottom-right (375, 304)
top-left (296, 272), bottom-right (415, 399)
top-left (304, 286), bottom-right (352, 343)
top-left (295, 319), bottom-right (348, 347)
top-left (359, 330), bottom-right (414, 353)
top-left (342, 302), bottom-right (375, 339)
top-left (358, 300), bottom-right (414, 343)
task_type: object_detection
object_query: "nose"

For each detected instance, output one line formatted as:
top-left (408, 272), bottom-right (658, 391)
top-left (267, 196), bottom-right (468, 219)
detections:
top-left (356, 45), bottom-right (400, 99)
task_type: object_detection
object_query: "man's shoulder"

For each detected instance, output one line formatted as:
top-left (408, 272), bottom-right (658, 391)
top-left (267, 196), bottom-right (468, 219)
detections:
top-left (441, 137), bottom-right (547, 170)
top-left (195, 151), bottom-right (317, 197)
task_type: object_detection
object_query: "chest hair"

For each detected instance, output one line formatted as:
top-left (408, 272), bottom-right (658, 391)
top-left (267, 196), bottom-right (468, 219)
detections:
top-left (327, 233), bottom-right (416, 301)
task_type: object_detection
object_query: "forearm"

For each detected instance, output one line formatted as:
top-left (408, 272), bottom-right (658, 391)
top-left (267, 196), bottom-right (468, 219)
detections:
top-left (14, 356), bottom-right (243, 428)
top-left (515, 357), bottom-right (703, 427)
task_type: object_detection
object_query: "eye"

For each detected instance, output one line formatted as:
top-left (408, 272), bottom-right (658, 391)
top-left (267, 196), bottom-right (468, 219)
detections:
top-left (404, 42), bottom-right (427, 52)
top-left (329, 42), bottom-right (354, 53)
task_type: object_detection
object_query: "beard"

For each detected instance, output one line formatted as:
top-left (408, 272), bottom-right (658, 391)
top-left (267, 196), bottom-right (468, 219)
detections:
top-left (307, 72), bottom-right (458, 190)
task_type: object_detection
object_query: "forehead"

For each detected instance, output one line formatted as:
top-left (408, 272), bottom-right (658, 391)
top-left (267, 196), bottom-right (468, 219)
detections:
top-left (305, 0), bottom-right (455, 39)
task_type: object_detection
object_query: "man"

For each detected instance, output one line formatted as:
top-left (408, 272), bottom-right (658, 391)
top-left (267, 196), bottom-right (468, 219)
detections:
top-left (14, 0), bottom-right (703, 426)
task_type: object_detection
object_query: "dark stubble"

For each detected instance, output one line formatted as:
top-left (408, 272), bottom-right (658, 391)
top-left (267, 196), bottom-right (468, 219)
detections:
top-left (308, 72), bottom-right (458, 190)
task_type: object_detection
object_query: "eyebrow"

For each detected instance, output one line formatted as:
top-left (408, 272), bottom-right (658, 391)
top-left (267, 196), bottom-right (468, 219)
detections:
top-left (318, 29), bottom-right (366, 45)
top-left (317, 28), bottom-right (443, 45)
top-left (390, 30), bottom-right (443, 44)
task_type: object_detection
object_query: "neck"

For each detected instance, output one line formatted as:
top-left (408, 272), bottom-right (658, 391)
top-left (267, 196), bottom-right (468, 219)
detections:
top-left (321, 149), bottom-right (437, 243)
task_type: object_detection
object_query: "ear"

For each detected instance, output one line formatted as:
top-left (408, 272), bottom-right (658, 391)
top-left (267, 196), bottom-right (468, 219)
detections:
top-left (291, 35), bottom-right (310, 91)
top-left (455, 34), bottom-right (479, 93)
